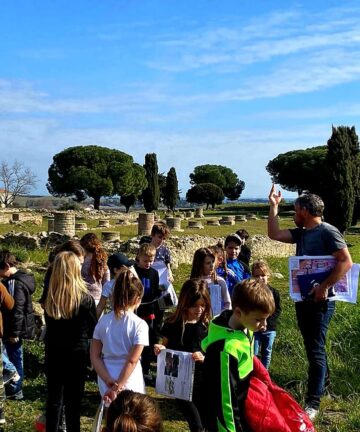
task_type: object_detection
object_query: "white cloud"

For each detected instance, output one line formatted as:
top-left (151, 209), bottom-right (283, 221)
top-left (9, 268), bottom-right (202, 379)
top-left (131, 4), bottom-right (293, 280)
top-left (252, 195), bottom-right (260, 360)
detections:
top-left (146, 5), bottom-right (360, 73)
top-left (0, 118), bottom-right (333, 198)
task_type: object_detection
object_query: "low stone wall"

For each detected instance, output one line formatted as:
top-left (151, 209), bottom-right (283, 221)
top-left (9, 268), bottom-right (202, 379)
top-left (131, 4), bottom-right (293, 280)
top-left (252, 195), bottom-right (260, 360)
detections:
top-left (249, 235), bottom-right (296, 258)
top-left (12, 213), bottom-right (43, 225)
top-left (120, 235), bottom-right (223, 269)
top-left (0, 231), bottom-right (73, 249)
top-left (0, 228), bottom-right (295, 269)
top-left (120, 234), bottom-right (296, 269)
top-left (0, 214), bottom-right (11, 223)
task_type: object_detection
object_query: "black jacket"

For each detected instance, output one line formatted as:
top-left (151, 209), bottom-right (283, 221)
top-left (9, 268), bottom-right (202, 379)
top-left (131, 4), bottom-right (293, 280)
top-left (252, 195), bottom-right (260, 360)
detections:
top-left (2, 270), bottom-right (36, 340)
top-left (134, 265), bottom-right (160, 319)
top-left (266, 285), bottom-right (281, 331)
top-left (45, 293), bottom-right (97, 355)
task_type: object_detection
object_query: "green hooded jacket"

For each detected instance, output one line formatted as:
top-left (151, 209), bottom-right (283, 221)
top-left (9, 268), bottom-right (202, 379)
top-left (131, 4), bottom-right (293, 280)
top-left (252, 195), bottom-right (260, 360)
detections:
top-left (200, 310), bottom-right (254, 432)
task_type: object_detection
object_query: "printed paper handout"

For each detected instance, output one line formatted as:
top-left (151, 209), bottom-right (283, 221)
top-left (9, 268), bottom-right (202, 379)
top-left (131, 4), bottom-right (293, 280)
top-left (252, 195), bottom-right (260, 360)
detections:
top-left (289, 255), bottom-right (359, 303)
top-left (151, 261), bottom-right (178, 308)
top-left (152, 260), bottom-right (170, 289)
top-left (155, 349), bottom-right (195, 401)
top-left (208, 283), bottom-right (222, 316)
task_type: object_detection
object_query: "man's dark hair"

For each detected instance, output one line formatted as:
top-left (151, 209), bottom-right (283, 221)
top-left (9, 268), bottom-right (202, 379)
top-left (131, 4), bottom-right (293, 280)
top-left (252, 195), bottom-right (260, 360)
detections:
top-left (295, 194), bottom-right (324, 217)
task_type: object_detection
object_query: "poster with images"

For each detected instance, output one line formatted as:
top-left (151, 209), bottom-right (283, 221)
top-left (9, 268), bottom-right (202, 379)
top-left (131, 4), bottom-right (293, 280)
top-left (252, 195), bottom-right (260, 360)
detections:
top-left (152, 260), bottom-right (170, 290)
top-left (289, 255), bottom-right (359, 303)
top-left (151, 260), bottom-right (178, 309)
top-left (155, 349), bottom-right (195, 401)
top-left (208, 283), bottom-right (222, 316)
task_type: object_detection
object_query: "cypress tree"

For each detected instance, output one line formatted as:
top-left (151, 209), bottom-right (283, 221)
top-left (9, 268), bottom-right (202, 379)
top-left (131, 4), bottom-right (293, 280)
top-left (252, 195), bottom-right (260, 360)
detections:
top-left (142, 153), bottom-right (160, 212)
top-left (324, 126), bottom-right (355, 233)
top-left (164, 167), bottom-right (179, 211)
top-left (349, 127), bottom-right (360, 225)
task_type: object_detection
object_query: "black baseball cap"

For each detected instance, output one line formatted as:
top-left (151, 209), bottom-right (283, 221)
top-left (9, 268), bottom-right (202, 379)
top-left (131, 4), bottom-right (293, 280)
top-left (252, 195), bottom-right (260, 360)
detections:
top-left (224, 233), bottom-right (242, 247)
top-left (107, 253), bottom-right (135, 270)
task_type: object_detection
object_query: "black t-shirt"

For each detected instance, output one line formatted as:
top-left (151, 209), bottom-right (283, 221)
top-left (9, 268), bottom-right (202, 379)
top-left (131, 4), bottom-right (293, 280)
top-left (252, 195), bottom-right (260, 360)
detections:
top-left (135, 264), bottom-right (160, 319)
top-left (45, 293), bottom-right (97, 354)
top-left (161, 320), bottom-right (207, 353)
top-left (162, 320), bottom-right (208, 380)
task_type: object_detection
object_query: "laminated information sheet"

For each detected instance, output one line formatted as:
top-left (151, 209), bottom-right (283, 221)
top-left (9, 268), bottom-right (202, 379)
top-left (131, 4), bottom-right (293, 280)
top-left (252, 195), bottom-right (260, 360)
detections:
top-left (208, 283), bottom-right (222, 316)
top-left (155, 349), bottom-right (195, 401)
top-left (289, 255), bottom-right (359, 303)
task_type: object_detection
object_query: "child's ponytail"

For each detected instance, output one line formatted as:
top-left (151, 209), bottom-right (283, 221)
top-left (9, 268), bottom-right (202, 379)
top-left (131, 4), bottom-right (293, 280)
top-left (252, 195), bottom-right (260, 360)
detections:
top-left (112, 268), bottom-right (144, 318)
top-left (104, 390), bottom-right (163, 432)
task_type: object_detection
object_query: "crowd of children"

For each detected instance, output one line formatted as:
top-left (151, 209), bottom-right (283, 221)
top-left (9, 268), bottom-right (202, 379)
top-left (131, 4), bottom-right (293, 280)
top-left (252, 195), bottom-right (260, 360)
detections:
top-left (0, 222), bottom-right (317, 432)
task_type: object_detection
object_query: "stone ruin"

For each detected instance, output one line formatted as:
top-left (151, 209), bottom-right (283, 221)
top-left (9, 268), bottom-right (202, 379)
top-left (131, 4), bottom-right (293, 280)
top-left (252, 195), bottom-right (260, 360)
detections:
top-left (0, 207), bottom-right (295, 273)
top-left (120, 234), bottom-right (295, 269)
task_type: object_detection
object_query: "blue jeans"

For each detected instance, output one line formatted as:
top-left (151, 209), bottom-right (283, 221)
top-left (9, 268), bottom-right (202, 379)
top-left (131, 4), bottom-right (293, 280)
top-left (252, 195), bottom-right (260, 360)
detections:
top-left (295, 300), bottom-right (335, 409)
top-left (3, 340), bottom-right (23, 393)
top-left (2, 351), bottom-right (17, 374)
top-left (254, 330), bottom-right (276, 369)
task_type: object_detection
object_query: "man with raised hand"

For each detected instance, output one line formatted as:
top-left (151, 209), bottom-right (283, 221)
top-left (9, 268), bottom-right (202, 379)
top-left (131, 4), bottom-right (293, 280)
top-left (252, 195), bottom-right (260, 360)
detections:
top-left (267, 184), bottom-right (353, 420)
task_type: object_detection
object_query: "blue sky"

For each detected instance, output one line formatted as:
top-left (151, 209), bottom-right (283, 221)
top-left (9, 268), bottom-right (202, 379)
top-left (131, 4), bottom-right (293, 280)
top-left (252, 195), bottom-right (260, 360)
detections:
top-left (1, 0), bottom-right (360, 199)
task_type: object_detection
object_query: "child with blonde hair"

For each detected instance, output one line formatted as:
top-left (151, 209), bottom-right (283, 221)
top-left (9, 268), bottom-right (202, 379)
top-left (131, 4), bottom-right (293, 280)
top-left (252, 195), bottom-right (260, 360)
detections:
top-left (251, 260), bottom-right (281, 369)
top-left (134, 243), bottom-right (162, 382)
top-left (44, 251), bottom-right (97, 432)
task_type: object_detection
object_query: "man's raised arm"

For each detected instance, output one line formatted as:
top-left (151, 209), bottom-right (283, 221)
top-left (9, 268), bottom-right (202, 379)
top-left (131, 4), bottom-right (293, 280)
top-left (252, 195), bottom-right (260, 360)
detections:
top-left (268, 184), bottom-right (293, 243)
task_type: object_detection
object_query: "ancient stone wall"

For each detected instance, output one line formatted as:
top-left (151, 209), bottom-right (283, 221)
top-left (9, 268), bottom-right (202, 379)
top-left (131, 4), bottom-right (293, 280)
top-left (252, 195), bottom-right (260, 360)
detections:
top-left (0, 214), bottom-right (11, 223)
top-left (120, 234), bottom-right (296, 269)
top-left (249, 235), bottom-right (296, 258)
top-left (12, 213), bottom-right (43, 225)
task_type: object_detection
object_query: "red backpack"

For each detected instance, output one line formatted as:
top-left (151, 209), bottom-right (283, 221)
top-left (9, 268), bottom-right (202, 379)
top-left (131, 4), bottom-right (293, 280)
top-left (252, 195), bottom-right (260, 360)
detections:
top-left (244, 356), bottom-right (316, 432)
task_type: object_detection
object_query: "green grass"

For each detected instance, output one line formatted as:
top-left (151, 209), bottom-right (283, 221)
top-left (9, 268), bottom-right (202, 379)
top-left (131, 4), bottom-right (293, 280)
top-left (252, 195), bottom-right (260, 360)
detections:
top-left (2, 212), bottom-right (360, 430)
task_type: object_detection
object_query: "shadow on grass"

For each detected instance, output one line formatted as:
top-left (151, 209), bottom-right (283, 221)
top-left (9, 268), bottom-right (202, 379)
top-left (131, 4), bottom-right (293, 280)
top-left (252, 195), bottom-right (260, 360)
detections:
top-left (22, 381), bottom-right (46, 403)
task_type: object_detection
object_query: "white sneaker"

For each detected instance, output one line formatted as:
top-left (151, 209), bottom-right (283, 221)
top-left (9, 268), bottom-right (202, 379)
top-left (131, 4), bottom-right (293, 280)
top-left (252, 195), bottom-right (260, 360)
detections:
top-left (12, 372), bottom-right (21, 383)
top-left (305, 406), bottom-right (319, 421)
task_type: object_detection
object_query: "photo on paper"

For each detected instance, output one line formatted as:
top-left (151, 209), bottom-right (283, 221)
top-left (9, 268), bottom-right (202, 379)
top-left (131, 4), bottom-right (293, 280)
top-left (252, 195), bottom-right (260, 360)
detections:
top-left (163, 351), bottom-right (179, 378)
top-left (156, 349), bottom-right (195, 401)
top-left (288, 255), bottom-right (359, 303)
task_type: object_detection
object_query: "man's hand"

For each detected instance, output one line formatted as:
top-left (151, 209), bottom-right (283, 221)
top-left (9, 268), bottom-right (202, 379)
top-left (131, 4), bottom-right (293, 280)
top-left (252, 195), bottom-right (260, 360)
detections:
top-left (9, 337), bottom-right (19, 344)
top-left (309, 283), bottom-right (329, 302)
top-left (268, 184), bottom-right (282, 207)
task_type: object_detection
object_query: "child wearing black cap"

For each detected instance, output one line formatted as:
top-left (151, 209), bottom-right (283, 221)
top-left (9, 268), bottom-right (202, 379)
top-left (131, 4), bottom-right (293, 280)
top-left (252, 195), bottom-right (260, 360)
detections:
top-left (96, 253), bottom-right (136, 318)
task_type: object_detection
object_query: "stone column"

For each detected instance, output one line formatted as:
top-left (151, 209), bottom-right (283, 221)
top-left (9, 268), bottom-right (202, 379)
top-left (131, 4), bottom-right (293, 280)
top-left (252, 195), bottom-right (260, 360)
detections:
top-left (166, 217), bottom-right (182, 231)
top-left (207, 219), bottom-right (220, 226)
top-left (195, 208), bottom-right (204, 218)
top-left (48, 217), bottom-right (55, 232)
top-left (98, 219), bottom-right (110, 228)
top-left (54, 212), bottom-right (75, 237)
top-left (220, 216), bottom-right (235, 226)
top-left (188, 221), bottom-right (203, 229)
top-left (138, 213), bottom-right (154, 236)
top-left (235, 215), bottom-right (247, 222)
top-left (101, 232), bottom-right (120, 241)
